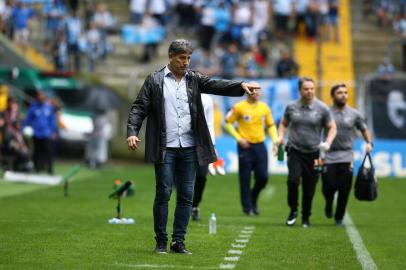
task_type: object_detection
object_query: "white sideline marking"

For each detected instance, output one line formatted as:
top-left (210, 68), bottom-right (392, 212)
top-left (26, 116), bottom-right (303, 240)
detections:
top-left (224, 257), bottom-right (239, 261)
top-left (231, 244), bottom-right (246, 248)
top-left (235, 239), bottom-right (249, 243)
top-left (228, 250), bottom-right (243, 255)
top-left (244, 226), bottom-right (255, 229)
top-left (263, 186), bottom-right (275, 200)
top-left (238, 234), bottom-right (251, 238)
top-left (240, 230), bottom-right (253, 234)
top-left (344, 213), bottom-right (378, 270)
top-left (115, 263), bottom-right (219, 269)
top-left (219, 264), bottom-right (235, 269)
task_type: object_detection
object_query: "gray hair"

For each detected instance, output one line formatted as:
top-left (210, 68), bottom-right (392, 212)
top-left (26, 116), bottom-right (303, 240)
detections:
top-left (168, 39), bottom-right (193, 55)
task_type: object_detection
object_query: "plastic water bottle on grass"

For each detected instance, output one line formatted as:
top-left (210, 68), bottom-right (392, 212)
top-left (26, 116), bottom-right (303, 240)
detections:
top-left (209, 213), bottom-right (217, 234)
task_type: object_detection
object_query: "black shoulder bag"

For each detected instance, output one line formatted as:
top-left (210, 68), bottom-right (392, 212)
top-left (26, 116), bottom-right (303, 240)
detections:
top-left (354, 153), bottom-right (378, 201)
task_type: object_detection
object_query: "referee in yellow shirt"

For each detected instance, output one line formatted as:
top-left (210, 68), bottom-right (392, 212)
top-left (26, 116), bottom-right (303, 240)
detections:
top-left (224, 88), bottom-right (278, 215)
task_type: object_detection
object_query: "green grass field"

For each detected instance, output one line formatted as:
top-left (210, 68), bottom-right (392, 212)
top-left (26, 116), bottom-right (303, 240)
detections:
top-left (0, 162), bottom-right (405, 270)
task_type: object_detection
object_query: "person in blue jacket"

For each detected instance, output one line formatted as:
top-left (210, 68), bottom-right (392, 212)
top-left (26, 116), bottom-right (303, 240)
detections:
top-left (23, 91), bottom-right (58, 174)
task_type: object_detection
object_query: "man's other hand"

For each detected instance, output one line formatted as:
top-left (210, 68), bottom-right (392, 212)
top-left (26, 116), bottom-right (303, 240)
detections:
top-left (127, 136), bottom-right (141, 151)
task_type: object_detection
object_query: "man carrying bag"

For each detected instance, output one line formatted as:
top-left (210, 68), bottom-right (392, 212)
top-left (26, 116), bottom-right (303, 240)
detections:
top-left (355, 153), bottom-right (378, 201)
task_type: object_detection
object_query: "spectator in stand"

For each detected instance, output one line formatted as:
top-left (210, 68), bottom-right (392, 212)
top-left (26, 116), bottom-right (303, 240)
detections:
top-left (220, 41), bottom-right (241, 79)
top-left (86, 21), bottom-right (102, 72)
top-left (326, 0), bottom-right (340, 43)
top-left (67, 0), bottom-right (79, 13)
top-left (93, 3), bottom-right (116, 33)
top-left (253, 0), bottom-right (271, 42)
top-left (276, 49), bottom-right (299, 78)
top-left (377, 56), bottom-right (396, 79)
top-left (1, 98), bottom-right (32, 172)
top-left (53, 33), bottom-right (68, 71)
top-left (306, 0), bottom-right (320, 41)
top-left (199, 0), bottom-right (217, 52)
top-left (43, 0), bottom-right (66, 50)
top-left (23, 91), bottom-right (58, 175)
top-left (376, 0), bottom-right (393, 27)
top-left (294, 0), bottom-right (309, 37)
top-left (0, 0), bottom-right (5, 33)
top-left (176, 0), bottom-right (197, 33)
top-left (129, 0), bottom-right (147, 25)
top-left (190, 48), bottom-right (219, 76)
top-left (63, 10), bottom-right (82, 71)
top-left (148, 0), bottom-right (167, 26)
top-left (230, 0), bottom-right (254, 49)
top-left (272, 0), bottom-right (294, 39)
top-left (92, 3), bottom-right (115, 59)
top-left (395, 11), bottom-right (406, 71)
top-left (0, 0), bottom-right (14, 39)
top-left (11, 1), bottom-right (35, 48)
top-left (318, 0), bottom-right (329, 39)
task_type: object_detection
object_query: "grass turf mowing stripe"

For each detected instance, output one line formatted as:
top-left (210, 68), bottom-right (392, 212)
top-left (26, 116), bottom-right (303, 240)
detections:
top-left (114, 263), bottom-right (220, 269)
top-left (344, 213), bottom-right (378, 270)
top-left (0, 180), bottom-right (49, 198)
top-left (263, 185), bottom-right (275, 201)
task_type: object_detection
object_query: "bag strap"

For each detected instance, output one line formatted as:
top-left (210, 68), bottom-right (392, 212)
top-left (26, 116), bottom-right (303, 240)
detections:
top-left (360, 153), bottom-right (368, 168)
top-left (366, 153), bottom-right (375, 170)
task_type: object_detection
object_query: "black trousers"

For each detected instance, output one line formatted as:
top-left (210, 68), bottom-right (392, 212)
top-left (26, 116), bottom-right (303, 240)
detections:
top-left (286, 148), bottom-right (319, 219)
top-left (33, 137), bottom-right (54, 174)
top-left (192, 165), bottom-right (208, 208)
top-left (238, 143), bottom-right (268, 213)
top-left (322, 163), bottom-right (353, 221)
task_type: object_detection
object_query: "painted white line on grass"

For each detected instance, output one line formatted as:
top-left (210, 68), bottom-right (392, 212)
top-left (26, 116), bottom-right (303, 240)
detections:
top-left (219, 226), bottom-right (257, 270)
top-left (224, 257), bottom-right (239, 261)
top-left (228, 250), bottom-right (243, 255)
top-left (344, 213), bottom-right (378, 270)
top-left (219, 264), bottom-right (235, 269)
top-left (115, 263), bottom-right (219, 269)
top-left (231, 244), bottom-right (246, 248)
top-left (235, 239), bottom-right (249, 243)
top-left (263, 186), bottom-right (275, 201)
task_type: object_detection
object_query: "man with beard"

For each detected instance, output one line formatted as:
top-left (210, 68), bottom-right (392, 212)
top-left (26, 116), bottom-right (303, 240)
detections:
top-left (322, 84), bottom-right (373, 226)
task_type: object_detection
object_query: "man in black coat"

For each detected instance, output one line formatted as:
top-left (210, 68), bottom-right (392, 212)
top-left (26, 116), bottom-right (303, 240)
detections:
top-left (127, 39), bottom-right (259, 254)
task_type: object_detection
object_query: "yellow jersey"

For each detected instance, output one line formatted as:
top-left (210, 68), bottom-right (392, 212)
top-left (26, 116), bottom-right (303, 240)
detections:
top-left (225, 100), bottom-right (275, 143)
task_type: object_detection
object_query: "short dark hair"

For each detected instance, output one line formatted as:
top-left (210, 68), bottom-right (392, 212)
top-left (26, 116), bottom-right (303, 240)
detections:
top-left (168, 39), bottom-right (193, 55)
top-left (298, 76), bottom-right (314, 90)
top-left (330, 83), bottom-right (347, 97)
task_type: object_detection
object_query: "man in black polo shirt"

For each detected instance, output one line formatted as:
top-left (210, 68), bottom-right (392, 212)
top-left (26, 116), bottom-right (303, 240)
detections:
top-left (276, 77), bottom-right (337, 228)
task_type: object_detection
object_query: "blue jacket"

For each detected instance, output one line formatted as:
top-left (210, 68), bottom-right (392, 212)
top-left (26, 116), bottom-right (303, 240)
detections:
top-left (23, 101), bottom-right (57, 139)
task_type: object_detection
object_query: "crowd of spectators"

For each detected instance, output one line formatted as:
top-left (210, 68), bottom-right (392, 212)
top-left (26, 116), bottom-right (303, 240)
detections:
top-left (0, 0), bottom-right (346, 78)
top-left (0, 0), bottom-right (116, 72)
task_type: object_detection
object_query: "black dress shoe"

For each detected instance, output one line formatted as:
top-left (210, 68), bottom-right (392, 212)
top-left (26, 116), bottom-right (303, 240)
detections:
top-left (191, 207), bottom-right (200, 221)
top-left (154, 242), bottom-right (167, 254)
top-left (170, 241), bottom-right (192, 255)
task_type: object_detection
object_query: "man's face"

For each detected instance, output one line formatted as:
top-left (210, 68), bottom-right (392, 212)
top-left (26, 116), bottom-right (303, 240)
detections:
top-left (169, 52), bottom-right (191, 76)
top-left (38, 92), bottom-right (47, 103)
top-left (248, 88), bottom-right (261, 102)
top-left (333, 86), bottom-right (348, 106)
top-left (300, 81), bottom-right (315, 101)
